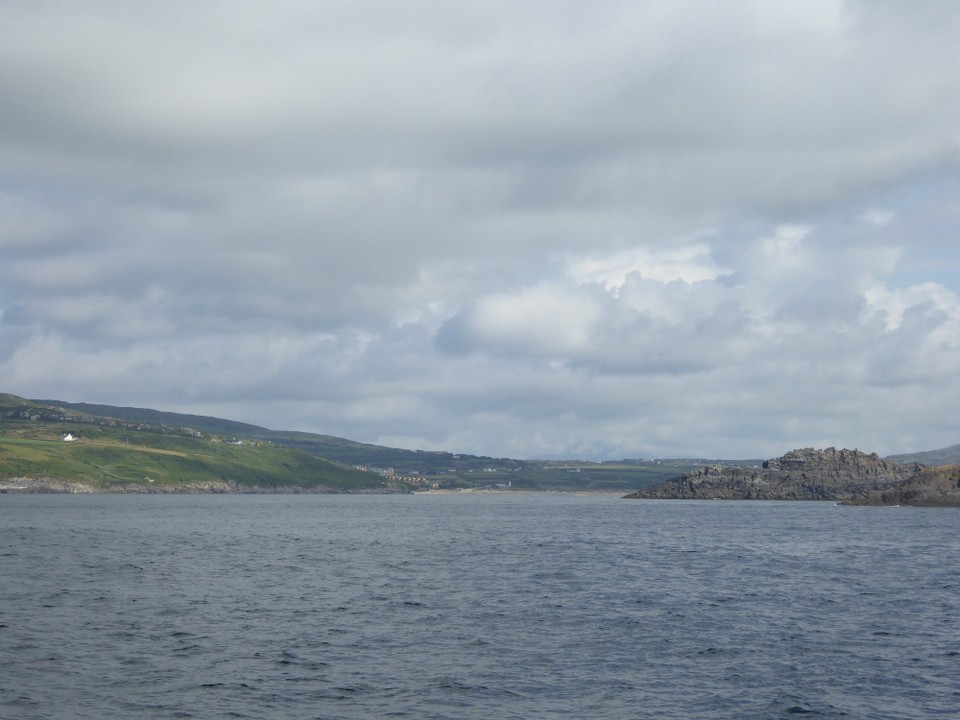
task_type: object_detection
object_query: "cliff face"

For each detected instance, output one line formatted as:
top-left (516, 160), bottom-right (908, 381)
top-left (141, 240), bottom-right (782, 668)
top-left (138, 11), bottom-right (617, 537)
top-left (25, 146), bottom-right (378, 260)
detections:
top-left (624, 447), bottom-right (916, 501)
top-left (844, 465), bottom-right (960, 507)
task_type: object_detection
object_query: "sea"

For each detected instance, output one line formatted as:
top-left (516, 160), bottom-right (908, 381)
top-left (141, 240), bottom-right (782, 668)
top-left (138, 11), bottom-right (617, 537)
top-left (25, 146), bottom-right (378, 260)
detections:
top-left (1, 493), bottom-right (957, 720)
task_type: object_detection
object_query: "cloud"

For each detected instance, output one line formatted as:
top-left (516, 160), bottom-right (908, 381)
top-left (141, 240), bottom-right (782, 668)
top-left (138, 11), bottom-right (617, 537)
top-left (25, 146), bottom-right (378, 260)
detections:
top-left (437, 283), bottom-right (605, 359)
top-left (565, 242), bottom-right (729, 289)
top-left (859, 208), bottom-right (895, 227)
top-left (2, 0), bottom-right (960, 458)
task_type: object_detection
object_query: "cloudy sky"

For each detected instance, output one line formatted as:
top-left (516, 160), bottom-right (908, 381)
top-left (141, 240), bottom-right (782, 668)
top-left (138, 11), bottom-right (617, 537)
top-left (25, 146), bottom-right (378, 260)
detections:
top-left (2, 1), bottom-right (959, 459)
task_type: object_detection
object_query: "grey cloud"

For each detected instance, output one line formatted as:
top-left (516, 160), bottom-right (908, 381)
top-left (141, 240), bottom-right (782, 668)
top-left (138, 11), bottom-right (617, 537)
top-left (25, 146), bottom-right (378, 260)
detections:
top-left (6, 2), bottom-right (957, 206)
top-left (3, 1), bottom-right (960, 458)
top-left (864, 302), bottom-right (959, 388)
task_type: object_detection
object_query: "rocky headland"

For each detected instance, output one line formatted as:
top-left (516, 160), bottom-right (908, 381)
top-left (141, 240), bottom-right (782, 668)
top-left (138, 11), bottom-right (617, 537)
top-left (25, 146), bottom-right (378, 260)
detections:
top-left (623, 447), bottom-right (918, 502)
top-left (842, 465), bottom-right (960, 507)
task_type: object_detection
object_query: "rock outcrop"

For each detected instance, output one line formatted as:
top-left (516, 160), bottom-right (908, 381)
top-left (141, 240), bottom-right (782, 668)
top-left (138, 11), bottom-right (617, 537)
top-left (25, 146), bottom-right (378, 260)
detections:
top-left (0, 477), bottom-right (96, 493)
top-left (843, 465), bottom-right (960, 507)
top-left (624, 447), bottom-right (917, 501)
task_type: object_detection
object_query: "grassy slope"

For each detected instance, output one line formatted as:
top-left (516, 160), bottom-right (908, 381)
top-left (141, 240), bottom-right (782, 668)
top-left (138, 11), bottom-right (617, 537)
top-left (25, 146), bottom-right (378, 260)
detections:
top-left (35, 399), bottom-right (267, 437)
top-left (0, 430), bottom-right (385, 491)
top-left (42, 399), bottom-right (454, 469)
top-left (0, 397), bottom-right (388, 491)
top-left (35, 397), bottom-right (701, 489)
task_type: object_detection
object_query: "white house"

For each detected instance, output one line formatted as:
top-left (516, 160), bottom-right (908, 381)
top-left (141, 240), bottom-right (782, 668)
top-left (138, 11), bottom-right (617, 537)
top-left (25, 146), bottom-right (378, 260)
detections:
top-left (62, 433), bottom-right (76, 442)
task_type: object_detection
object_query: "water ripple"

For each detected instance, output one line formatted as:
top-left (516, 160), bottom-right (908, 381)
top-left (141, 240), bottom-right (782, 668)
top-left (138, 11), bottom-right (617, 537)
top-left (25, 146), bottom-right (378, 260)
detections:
top-left (1, 495), bottom-right (957, 719)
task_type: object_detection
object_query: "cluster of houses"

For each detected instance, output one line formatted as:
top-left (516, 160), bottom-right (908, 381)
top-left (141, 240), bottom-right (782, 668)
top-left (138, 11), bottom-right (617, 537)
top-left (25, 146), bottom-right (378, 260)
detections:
top-left (353, 465), bottom-right (440, 489)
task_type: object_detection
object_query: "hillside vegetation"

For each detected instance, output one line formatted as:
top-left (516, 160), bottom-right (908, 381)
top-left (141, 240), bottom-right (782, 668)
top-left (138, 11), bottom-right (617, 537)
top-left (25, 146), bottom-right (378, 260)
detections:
top-left (37, 397), bottom-right (704, 490)
top-left (0, 395), bottom-right (390, 493)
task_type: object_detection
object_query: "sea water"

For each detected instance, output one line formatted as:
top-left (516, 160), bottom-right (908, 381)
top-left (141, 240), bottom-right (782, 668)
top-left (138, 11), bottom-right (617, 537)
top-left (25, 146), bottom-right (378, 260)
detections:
top-left (1, 493), bottom-right (957, 719)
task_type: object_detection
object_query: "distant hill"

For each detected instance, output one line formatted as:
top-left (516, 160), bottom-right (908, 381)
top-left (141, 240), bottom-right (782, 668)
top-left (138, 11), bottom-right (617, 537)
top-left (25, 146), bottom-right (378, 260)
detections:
top-left (33, 397), bottom-right (700, 490)
top-left (1, 395), bottom-right (393, 493)
top-left (886, 444), bottom-right (960, 467)
top-left (624, 447), bottom-right (915, 501)
top-left (34, 399), bottom-right (269, 437)
top-left (38, 398), bottom-right (531, 472)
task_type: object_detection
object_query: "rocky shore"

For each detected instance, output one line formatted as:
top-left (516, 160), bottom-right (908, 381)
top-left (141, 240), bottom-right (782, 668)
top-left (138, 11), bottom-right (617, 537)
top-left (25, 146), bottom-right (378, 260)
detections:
top-left (624, 448), bottom-right (918, 502)
top-left (0, 477), bottom-right (98, 494)
top-left (0, 477), bottom-right (399, 494)
top-left (842, 465), bottom-right (960, 507)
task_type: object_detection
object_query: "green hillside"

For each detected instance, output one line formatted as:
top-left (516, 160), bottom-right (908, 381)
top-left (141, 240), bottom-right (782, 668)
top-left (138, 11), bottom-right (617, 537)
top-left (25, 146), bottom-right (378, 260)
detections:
top-left (35, 397), bottom-right (700, 490)
top-left (887, 444), bottom-right (960, 467)
top-left (35, 398), bottom-right (267, 437)
top-left (0, 396), bottom-right (391, 492)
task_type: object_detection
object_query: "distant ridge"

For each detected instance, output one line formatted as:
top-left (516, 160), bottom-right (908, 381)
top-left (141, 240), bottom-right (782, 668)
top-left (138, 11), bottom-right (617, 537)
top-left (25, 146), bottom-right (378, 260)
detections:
top-left (11, 395), bottom-right (696, 490)
top-left (35, 398), bottom-right (513, 472)
top-left (886, 444), bottom-right (960, 467)
top-left (1, 395), bottom-right (392, 493)
top-left (36, 400), bottom-right (268, 436)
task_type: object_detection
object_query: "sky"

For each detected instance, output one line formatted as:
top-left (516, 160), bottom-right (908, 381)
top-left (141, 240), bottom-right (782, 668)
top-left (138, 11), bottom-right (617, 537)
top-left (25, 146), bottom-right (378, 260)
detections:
top-left (2, 0), bottom-right (959, 460)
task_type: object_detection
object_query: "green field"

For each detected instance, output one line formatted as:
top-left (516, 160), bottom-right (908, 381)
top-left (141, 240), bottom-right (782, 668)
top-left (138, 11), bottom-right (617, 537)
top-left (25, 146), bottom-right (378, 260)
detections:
top-left (0, 398), bottom-right (390, 492)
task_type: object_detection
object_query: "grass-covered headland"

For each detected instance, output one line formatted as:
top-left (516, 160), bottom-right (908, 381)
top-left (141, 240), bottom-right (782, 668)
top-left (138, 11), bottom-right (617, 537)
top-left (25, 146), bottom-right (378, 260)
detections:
top-left (0, 395), bottom-right (392, 493)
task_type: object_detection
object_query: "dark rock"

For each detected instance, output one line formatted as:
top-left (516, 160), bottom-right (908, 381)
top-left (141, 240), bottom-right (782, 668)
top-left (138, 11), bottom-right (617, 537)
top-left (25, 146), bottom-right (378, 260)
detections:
top-left (843, 465), bottom-right (960, 507)
top-left (624, 447), bottom-right (916, 501)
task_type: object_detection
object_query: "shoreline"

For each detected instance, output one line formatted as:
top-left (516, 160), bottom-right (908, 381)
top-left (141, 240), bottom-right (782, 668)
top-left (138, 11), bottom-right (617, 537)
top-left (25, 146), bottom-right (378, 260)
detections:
top-left (0, 477), bottom-right (398, 495)
top-left (0, 477), bottom-right (624, 496)
top-left (412, 488), bottom-right (626, 496)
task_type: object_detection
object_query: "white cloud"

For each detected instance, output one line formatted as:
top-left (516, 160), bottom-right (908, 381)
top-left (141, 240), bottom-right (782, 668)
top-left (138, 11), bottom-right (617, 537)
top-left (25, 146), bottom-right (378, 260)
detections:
top-left (438, 283), bottom-right (604, 359)
top-left (758, 224), bottom-right (811, 261)
top-left (864, 281), bottom-right (960, 332)
top-left (565, 242), bottom-right (728, 290)
top-left (859, 208), bottom-right (895, 227)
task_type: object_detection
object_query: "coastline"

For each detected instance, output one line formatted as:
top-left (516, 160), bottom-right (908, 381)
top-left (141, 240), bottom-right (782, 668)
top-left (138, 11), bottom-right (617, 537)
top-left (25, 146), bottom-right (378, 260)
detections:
top-left (0, 478), bottom-right (620, 496)
top-left (0, 477), bottom-right (399, 495)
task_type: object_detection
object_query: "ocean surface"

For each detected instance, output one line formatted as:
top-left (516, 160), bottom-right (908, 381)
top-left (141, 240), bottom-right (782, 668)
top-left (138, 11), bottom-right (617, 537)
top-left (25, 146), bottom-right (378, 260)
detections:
top-left (1, 493), bottom-right (957, 720)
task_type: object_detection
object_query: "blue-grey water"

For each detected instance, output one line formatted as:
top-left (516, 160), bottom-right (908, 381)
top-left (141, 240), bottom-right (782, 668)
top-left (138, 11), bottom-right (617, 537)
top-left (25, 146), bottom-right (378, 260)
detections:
top-left (1, 494), bottom-right (957, 720)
